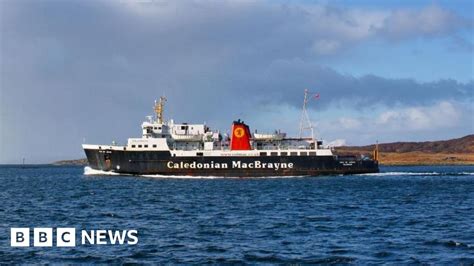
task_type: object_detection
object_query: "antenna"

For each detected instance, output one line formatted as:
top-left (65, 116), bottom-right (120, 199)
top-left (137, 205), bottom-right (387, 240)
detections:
top-left (298, 89), bottom-right (315, 139)
top-left (154, 96), bottom-right (167, 124)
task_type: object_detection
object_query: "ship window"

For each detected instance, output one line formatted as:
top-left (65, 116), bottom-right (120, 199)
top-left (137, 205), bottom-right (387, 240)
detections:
top-left (197, 152), bottom-right (203, 156)
top-left (181, 126), bottom-right (186, 130)
top-left (153, 144), bottom-right (157, 148)
top-left (290, 152), bottom-right (298, 156)
top-left (309, 152), bottom-right (316, 156)
top-left (260, 152), bottom-right (267, 156)
top-left (158, 127), bottom-right (162, 130)
top-left (131, 145), bottom-right (136, 148)
top-left (270, 152), bottom-right (278, 156)
top-left (300, 152), bottom-right (307, 156)
top-left (144, 145), bottom-right (148, 148)
top-left (281, 152), bottom-right (288, 156)
top-left (154, 127), bottom-right (157, 130)
top-left (138, 145), bottom-right (142, 148)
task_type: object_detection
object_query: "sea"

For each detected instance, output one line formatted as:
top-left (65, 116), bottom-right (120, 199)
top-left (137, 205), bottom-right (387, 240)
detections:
top-left (0, 165), bottom-right (473, 264)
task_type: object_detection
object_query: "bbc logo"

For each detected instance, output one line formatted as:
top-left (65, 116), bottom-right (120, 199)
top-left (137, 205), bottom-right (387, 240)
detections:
top-left (11, 228), bottom-right (138, 247)
top-left (11, 228), bottom-right (76, 247)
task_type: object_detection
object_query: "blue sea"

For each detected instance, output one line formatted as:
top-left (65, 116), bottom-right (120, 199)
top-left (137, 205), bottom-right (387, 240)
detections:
top-left (0, 165), bottom-right (473, 264)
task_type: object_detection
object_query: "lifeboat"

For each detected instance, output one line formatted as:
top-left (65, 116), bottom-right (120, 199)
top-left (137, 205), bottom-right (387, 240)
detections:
top-left (253, 132), bottom-right (286, 140)
top-left (170, 133), bottom-right (203, 141)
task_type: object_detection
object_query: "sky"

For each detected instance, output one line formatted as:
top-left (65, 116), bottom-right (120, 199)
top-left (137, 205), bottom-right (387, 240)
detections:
top-left (0, 0), bottom-right (473, 164)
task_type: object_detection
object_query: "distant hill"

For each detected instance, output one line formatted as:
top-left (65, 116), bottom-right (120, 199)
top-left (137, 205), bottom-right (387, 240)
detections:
top-left (337, 135), bottom-right (474, 153)
top-left (335, 135), bottom-right (474, 165)
top-left (52, 158), bottom-right (88, 166)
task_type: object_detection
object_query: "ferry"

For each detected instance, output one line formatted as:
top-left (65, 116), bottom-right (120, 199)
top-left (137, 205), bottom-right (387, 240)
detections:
top-left (83, 92), bottom-right (379, 177)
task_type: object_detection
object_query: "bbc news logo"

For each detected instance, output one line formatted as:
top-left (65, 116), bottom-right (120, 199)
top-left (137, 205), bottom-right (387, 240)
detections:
top-left (11, 228), bottom-right (138, 247)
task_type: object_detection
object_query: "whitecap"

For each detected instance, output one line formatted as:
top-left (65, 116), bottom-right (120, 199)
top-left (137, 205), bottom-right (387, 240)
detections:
top-left (83, 166), bottom-right (123, 176)
top-left (141, 174), bottom-right (227, 179)
top-left (357, 171), bottom-right (474, 177)
top-left (357, 172), bottom-right (440, 176)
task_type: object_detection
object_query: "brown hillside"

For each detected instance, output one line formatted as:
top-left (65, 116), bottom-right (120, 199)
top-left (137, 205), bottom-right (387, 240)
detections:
top-left (338, 134), bottom-right (474, 154)
top-left (334, 135), bottom-right (474, 165)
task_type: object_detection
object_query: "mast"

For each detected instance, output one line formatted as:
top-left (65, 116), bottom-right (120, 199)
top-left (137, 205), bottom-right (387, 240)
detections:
top-left (298, 89), bottom-right (315, 139)
top-left (154, 96), bottom-right (167, 124)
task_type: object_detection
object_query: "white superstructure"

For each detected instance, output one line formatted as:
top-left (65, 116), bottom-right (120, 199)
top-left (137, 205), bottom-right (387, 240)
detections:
top-left (83, 96), bottom-right (334, 157)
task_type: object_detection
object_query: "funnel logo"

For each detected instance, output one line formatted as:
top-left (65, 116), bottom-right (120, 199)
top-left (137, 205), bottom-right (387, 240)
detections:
top-left (234, 127), bottom-right (245, 138)
top-left (11, 228), bottom-right (138, 247)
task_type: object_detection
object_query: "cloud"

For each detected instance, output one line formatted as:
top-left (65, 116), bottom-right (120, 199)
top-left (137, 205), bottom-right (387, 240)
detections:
top-left (376, 101), bottom-right (461, 130)
top-left (311, 39), bottom-right (341, 55)
top-left (112, 1), bottom-right (472, 55)
top-left (318, 100), bottom-right (472, 145)
top-left (251, 59), bottom-right (473, 110)
top-left (338, 117), bottom-right (362, 129)
top-left (325, 139), bottom-right (347, 147)
top-left (2, 1), bottom-right (471, 112)
top-left (378, 4), bottom-right (469, 40)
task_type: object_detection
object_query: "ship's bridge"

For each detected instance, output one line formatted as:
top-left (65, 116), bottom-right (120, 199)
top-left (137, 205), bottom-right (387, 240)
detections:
top-left (142, 117), bottom-right (212, 141)
top-left (141, 120), bottom-right (168, 138)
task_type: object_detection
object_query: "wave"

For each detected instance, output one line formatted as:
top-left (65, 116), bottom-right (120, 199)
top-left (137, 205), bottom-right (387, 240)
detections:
top-left (425, 239), bottom-right (474, 249)
top-left (358, 172), bottom-right (474, 177)
top-left (83, 166), bottom-right (124, 176)
top-left (83, 167), bottom-right (309, 179)
top-left (140, 174), bottom-right (305, 179)
top-left (142, 174), bottom-right (228, 179)
top-left (84, 167), bottom-right (474, 178)
top-left (84, 167), bottom-right (226, 178)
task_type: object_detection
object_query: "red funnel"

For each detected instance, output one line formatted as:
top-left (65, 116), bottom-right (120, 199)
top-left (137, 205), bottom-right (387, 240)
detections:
top-left (230, 120), bottom-right (251, 150)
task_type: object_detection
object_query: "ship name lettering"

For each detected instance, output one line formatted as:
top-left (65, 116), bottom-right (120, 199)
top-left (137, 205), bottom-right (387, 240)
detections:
top-left (232, 161), bottom-right (294, 170)
top-left (166, 161), bottom-right (229, 169)
top-left (166, 160), bottom-right (294, 170)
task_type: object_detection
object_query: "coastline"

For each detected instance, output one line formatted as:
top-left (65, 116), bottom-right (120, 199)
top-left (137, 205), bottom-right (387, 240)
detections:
top-left (334, 151), bottom-right (474, 166)
top-left (335, 134), bottom-right (474, 166)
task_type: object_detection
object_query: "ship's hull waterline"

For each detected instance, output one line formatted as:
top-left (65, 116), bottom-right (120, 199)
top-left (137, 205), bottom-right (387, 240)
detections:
top-left (84, 149), bottom-right (379, 177)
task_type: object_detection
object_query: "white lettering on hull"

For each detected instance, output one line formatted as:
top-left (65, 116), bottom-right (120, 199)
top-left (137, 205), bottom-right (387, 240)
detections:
top-left (167, 161), bottom-right (294, 170)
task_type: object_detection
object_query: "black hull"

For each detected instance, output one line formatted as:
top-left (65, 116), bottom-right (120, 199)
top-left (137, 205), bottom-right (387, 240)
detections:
top-left (84, 149), bottom-right (378, 177)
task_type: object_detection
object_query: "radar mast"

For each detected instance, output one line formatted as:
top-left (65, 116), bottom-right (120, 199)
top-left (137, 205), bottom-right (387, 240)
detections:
top-left (154, 96), bottom-right (167, 124)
